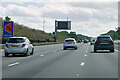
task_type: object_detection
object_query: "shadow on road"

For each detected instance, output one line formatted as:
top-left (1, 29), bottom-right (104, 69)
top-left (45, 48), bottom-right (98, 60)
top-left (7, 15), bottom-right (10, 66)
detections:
top-left (63, 48), bottom-right (77, 50)
top-left (3, 54), bottom-right (26, 57)
top-left (91, 51), bottom-right (113, 53)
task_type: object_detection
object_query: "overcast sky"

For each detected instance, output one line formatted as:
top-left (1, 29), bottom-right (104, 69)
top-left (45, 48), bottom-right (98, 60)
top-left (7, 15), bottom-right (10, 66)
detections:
top-left (0, 0), bottom-right (119, 37)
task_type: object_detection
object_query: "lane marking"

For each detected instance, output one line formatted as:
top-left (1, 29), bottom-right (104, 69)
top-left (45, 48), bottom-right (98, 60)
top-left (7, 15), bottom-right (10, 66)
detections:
top-left (76, 74), bottom-right (79, 76)
top-left (86, 51), bottom-right (88, 52)
top-left (80, 62), bottom-right (85, 66)
top-left (40, 54), bottom-right (44, 57)
top-left (8, 62), bottom-right (19, 67)
top-left (115, 49), bottom-right (119, 52)
top-left (93, 53), bottom-right (114, 54)
top-left (54, 51), bottom-right (57, 52)
top-left (84, 54), bottom-right (87, 56)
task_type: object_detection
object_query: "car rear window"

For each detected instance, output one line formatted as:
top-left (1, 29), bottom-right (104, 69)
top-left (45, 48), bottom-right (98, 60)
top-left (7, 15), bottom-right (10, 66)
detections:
top-left (97, 37), bottom-right (111, 42)
top-left (8, 38), bottom-right (25, 43)
top-left (65, 40), bottom-right (74, 42)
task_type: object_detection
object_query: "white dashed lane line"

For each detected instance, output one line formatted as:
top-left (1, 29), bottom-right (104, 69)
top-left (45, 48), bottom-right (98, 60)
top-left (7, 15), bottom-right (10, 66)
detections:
top-left (80, 62), bottom-right (85, 66)
top-left (8, 62), bottom-right (19, 67)
top-left (84, 54), bottom-right (87, 56)
top-left (76, 74), bottom-right (80, 77)
top-left (40, 54), bottom-right (44, 57)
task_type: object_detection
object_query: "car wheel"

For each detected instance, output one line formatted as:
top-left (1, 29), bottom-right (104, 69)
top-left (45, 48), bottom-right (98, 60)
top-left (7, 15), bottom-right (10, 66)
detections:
top-left (12, 54), bottom-right (16, 57)
top-left (30, 48), bottom-right (34, 55)
top-left (63, 47), bottom-right (66, 50)
top-left (5, 53), bottom-right (9, 57)
top-left (24, 49), bottom-right (30, 57)
top-left (94, 48), bottom-right (97, 52)
top-left (75, 47), bottom-right (77, 50)
top-left (110, 49), bottom-right (114, 52)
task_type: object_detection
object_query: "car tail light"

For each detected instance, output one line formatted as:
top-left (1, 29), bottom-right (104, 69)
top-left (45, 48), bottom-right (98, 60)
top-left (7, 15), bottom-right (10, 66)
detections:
top-left (74, 41), bottom-right (75, 44)
top-left (5, 44), bottom-right (8, 48)
top-left (22, 43), bottom-right (26, 47)
top-left (95, 40), bottom-right (97, 44)
top-left (110, 39), bottom-right (114, 44)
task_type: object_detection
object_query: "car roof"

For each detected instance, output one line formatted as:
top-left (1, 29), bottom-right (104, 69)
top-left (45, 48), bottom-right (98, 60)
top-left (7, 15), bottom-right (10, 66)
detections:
top-left (91, 37), bottom-right (97, 39)
top-left (98, 35), bottom-right (111, 38)
top-left (65, 38), bottom-right (75, 40)
top-left (9, 37), bottom-right (26, 38)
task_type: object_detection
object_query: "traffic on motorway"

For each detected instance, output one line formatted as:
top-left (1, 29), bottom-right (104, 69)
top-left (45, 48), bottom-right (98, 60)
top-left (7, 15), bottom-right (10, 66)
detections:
top-left (1, 2), bottom-right (119, 79)
top-left (3, 35), bottom-right (117, 57)
top-left (2, 35), bottom-right (119, 79)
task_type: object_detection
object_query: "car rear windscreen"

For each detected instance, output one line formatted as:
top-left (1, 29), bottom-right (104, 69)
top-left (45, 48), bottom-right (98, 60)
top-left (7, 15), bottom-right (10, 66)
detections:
top-left (65, 40), bottom-right (74, 43)
top-left (8, 38), bottom-right (25, 43)
top-left (97, 37), bottom-right (111, 42)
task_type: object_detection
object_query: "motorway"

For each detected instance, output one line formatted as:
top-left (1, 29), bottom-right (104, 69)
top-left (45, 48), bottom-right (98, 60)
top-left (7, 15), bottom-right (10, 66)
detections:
top-left (1, 43), bottom-right (119, 79)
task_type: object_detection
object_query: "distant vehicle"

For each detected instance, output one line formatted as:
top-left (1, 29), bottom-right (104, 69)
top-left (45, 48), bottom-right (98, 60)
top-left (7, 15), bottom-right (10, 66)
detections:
top-left (77, 40), bottom-right (81, 43)
top-left (4, 37), bottom-right (34, 57)
top-left (84, 39), bottom-right (88, 43)
top-left (94, 35), bottom-right (114, 52)
top-left (114, 40), bottom-right (120, 44)
top-left (63, 38), bottom-right (77, 50)
top-left (90, 37), bottom-right (97, 45)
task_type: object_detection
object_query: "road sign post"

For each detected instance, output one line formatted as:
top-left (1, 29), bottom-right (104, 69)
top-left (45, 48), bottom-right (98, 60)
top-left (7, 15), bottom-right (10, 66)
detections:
top-left (3, 21), bottom-right (14, 37)
top-left (55, 20), bottom-right (57, 42)
top-left (54, 20), bottom-right (71, 42)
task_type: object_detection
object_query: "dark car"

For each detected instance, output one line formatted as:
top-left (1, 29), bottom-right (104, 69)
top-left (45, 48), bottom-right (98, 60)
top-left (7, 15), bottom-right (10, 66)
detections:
top-left (77, 40), bottom-right (81, 43)
top-left (94, 35), bottom-right (114, 52)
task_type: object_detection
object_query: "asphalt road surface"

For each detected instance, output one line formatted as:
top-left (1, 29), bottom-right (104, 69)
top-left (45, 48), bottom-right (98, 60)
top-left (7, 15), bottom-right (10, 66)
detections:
top-left (1, 43), bottom-right (119, 79)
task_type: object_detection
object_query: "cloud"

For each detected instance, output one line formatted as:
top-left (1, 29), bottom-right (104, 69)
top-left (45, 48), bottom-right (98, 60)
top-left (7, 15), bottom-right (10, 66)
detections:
top-left (1, 2), bottom-right (118, 37)
top-left (69, 2), bottom-right (117, 9)
top-left (72, 19), bottom-right (117, 37)
top-left (1, 0), bottom-right (119, 2)
top-left (2, 4), bottom-right (43, 17)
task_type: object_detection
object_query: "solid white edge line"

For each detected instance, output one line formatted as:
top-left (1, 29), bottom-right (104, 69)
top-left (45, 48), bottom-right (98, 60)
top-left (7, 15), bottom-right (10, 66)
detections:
top-left (115, 49), bottom-right (118, 52)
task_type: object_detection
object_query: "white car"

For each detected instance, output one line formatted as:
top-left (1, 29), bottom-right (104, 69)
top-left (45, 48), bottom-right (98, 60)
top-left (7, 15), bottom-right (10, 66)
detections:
top-left (4, 37), bottom-right (34, 57)
top-left (63, 38), bottom-right (77, 50)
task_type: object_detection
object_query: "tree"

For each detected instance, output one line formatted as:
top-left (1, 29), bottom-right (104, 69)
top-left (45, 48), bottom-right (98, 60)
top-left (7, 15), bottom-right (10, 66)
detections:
top-left (69, 32), bottom-right (77, 40)
top-left (5, 16), bottom-right (11, 21)
top-left (116, 27), bottom-right (120, 39)
top-left (116, 27), bottom-right (120, 33)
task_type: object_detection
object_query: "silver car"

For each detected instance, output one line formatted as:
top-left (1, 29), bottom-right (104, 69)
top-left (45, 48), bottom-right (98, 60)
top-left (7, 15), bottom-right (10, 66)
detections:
top-left (63, 38), bottom-right (77, 50)
top-left (4, 37), bottom-right (34, 57)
